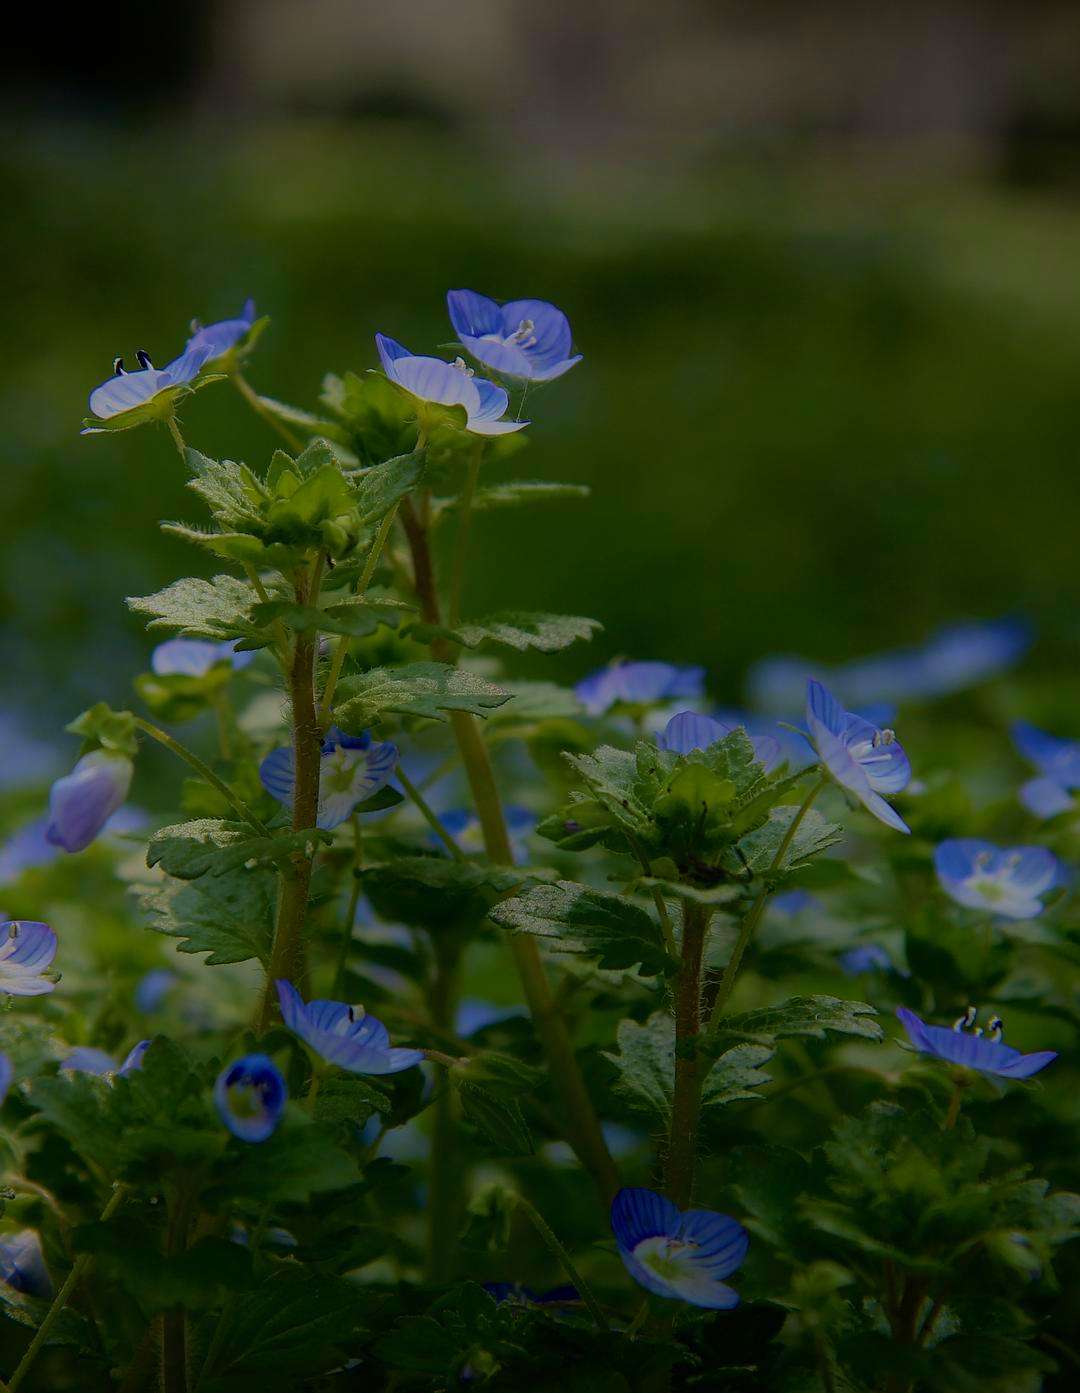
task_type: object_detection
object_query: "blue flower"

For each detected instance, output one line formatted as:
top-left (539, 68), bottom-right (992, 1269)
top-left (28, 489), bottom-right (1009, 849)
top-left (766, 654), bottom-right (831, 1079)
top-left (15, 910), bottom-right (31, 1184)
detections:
top-left (1012, 721), bottom-right (1080, 820)
top-left (657, 711), bottom-right (781, 772)
top-left (806, 679), bottom-right (911, 833)
top-left (60, 1040), bottom-right (149, 1077)
top-left (611, 1187), bottom-right (748, 1309)
top-left (119, 1040), bottom-right (150, 1074)
top-left (276, 980), bottom-right (424, 1075)
top-left (186, 299), bottom-right (257, 363)
top-left (838, 943), bottom-right (894, 975)
top-left (916, 619), bottom-right (1030, 698)
top-left (0, 1051), bottom-right (12, 1104)
top-left (214, 1053), bottom-right (287, 1143)
top-left (0, 818), bottom-right (61, 885)
top-left (151, 638), bottom-right (255, 677)
top-left (46, 751), bottom-right (134, 853)
top-left (375, 334), bottom-right (527, 436)
top-left (0, 921), bottom-right (57, 997)
top-left (575, 661), bottom-right (705, 717)
top-left (934, 839), bottom-right (1060, 919)
top-left (446, 289), bottom-right (582, 383)
top-left (771, 889), bottom-right (819, 917)
top-left (260, 726), bottom-right (397, 830)
top-left (455, 998), bottom-right (527, 1038)
top-left (439, 805), bottom-right (534, 862)
top-left (896, 1006), bottom-right (1057, 1080)
top-left (134, 969), bottom-right (178, 1013)
top-left (82, 345), bottom-right (214, 433)
top-left (0, 1230), bottom-right (52, 1298)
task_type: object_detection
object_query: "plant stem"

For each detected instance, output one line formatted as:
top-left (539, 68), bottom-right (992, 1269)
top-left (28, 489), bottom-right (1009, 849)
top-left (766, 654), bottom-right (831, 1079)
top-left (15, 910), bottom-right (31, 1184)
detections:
top-left (706, 775), bottom-right (827, 1033)
top-left (944, 1080), bottom-right (965, 1131)
top-left (332, 818), bottom-right (364, 998)
top-left (664, 901), bottom-right (710, 1208)
top-left (6, 1183), bottom-right (127, 1392)
top-left (397, 766), bottom-right (466, 861)
top-left (160, 1185), bottom-right (196, 1393)
top-left (513, 1195), bottom-right (609, 1331)
top-left (132, 718), bottom-right (269, 835)
top-left (242, 563), bottom-right (290, 665)
top-left (426, 936), bottom-right (464, 1283)
top-left (211, 692), bottom-right (233, 761)
top-left (399, 496), bottom-right (618, 1203)
top-left (165, 417), bottom-right (187, 462)
top-left (625, 830), bottom-right (676, 958)
top-left (449, 441), bottom-right (483, 629)
top-left (231, 371), bottom-right (303, 450)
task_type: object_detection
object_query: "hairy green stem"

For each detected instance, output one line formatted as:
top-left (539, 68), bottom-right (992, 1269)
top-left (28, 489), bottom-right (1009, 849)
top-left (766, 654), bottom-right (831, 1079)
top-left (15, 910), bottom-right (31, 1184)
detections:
top-left (165, 417), bottom-right (187, 462)
top-left (132, 718), bottom-right (269, 835)
top-left (397, 766), bottom-right (466, 861)
top-left (513, 1195), bottom-right (609, 1331)
top-left (664, 901), bottom-right (710, 1208)
top-left (231, 371), bottom-right (303, 450)
top-left (706, 775), bottom-right (828, 1033)
top-left (448, 441), bottom-right (483, 628)
top-left (6, 1184), bottom-right (127, 1392)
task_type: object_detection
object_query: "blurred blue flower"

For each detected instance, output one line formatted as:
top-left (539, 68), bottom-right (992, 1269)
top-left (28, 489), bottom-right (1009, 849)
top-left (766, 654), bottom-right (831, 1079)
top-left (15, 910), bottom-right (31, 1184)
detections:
top-left (151, 638), bottom-right (255, 677)
top-left (611, 1187), bottom-right (748, 1309)
top-left (575, 661), bottom-right (705, 717)
top-left (896, 1006), bottom-right (1057, 1080)
top-left (186, 299), bottom-right (257, 362)
top-left (657, 711), bottom-right (781, 772)
top-left (0, 1052), bottom-right (11, 1104)
top-left (838, 943), bottom-right (894, 975)
top-left (119, 1040), bottom-right (150, 1074)
top-left (1012, 721), bottom-right (1080, 819)
top-left (0, 921), bottom-right (57, 997)
top-left (771, 889), bottom-right (819, 917)
top-left (0, 1230), bottom-right (52, 1298)
top-left (455, 998), bottom-right (528, 1038)
top-left (446, 290), bottom-right (582, 383)
top-left (46, 751), bottom-right (134, 853)
top-left (806, 679), bottom-right (911, 833)
top-left (260, 726), bottom-right (397, 830)
top-left (715, 708), bottom-right (816, 772)
top-left (134, 969), bottom-right (178, 1014)
top-left (917, 619), bottom-right (1030, 698)
top-left (439, 806), bottom-right (534, 862)
top-left (214, 1053), bottom-right (287, 1143)
top-left (276, 981), bottom-right (424, 1075)
top-left (934, 839), bottom-right (1060, 919)
top-left (0, 819), bottom-right (61, 885)
top-left (375, 334), bottom-right (527, 436)
top-left (83, 345), bottom-right (213, 431)
top-left (61, 1039), bottom-right (149, 1077)
top-left (0, 713), bottom-right (59, 790)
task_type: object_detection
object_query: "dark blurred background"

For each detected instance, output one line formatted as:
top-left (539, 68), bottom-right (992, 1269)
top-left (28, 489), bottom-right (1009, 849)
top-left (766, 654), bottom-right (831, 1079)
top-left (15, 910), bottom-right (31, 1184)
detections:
top-left (5, 0), bottom-right (1080, 743)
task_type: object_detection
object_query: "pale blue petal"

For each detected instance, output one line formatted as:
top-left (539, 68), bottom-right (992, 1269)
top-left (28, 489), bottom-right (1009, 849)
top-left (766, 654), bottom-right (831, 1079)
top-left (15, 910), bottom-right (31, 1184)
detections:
top-left (471, 376), bottom-right (511, 421)
top-left (374, 333), bottom-right (411, 372)
top-left (259, 747), bottom-right (296, 807)
top-left (500, 299), bottom-right (573, 366)
top-left (1019, 777), bottom-right (1074, 819)
top-left (447, 288), bottom-right (502, 338)
top-left (459, 334), bottom-right (533, 379)
top-left (391, 355), bottom-right (480, 412)
top-left (611, 1187), bottom-right (680, 1249)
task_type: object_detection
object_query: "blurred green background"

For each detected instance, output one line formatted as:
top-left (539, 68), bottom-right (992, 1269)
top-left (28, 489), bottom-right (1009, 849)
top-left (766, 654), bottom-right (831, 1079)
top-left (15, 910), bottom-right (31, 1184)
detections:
top-left (6, 2), bottom-right (1080, 742)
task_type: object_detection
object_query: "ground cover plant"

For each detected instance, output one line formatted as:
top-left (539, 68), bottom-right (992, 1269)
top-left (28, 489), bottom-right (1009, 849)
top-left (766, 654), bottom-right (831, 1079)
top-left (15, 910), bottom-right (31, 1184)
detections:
top-left (0, 287), bottom-right (1078, 1392)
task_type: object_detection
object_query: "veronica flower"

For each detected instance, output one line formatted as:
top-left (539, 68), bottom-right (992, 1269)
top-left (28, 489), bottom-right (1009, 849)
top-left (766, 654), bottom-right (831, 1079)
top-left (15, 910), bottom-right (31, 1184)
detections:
top-left (374, 334), bottom-right (527, 436)
top-left (134, 969), bottom-right (178, 1013)
top-left (934, 839), bottom-right (1060, 920)
top-left (0, 818), bottom-right (61, 884)
top-left (611, 1187), bottom-right (748, 1309)
top-left (60, 1040), bottom-right (149, 1078)
top-left (151, 638), bottom-right (255, 677)
top-left (896, 1006), bottom-right (1057, 1080)
top-left (0, 1052), bottom-right (12, 1105)
top-left (575, 661), bottom-right (705, 717)
top-left (838, 943), bottom-right (894, 976)
top-left (186, 298), bottom-right (257, 363)
top-left (0, 921), bottom-right (57, 996)
top-left (46, 751), bottom-right (134, 853)
top-left (771, 889), bottom-right (818, 917)
top-left (658, 711), bottom-right (781, 772)
top-left (214, 1053), bottom-right (287, 1142)
top-left (276, 980), bottom-right (423, 1075)
top-left (0, 1231), bottom-right (52, 1298)
top-left (439, 806), bottom-right (534, 862)
top-left (1011, 721), bottom-right (1080, 819)
top-left (82, 344), bottom-right (214, 434)
top-left (805, 679), bottom-right (911, 833)
top-left (260, 726), bottom-right (397, 830)
top-left (446, 289), bottom-right (581, 382)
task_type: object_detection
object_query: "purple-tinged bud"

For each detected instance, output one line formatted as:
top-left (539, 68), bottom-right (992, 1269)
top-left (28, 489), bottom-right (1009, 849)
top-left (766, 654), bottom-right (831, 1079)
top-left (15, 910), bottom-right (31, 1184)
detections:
top-left (46, 751), bottom-right (134, 853)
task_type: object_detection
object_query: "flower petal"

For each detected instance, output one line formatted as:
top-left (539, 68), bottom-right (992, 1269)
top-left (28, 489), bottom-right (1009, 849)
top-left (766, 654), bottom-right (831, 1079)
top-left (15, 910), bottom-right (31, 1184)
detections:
top-left (611, 1187), bottom-right (680, 1250)
top-left (446, 288), bottom-right (502, 339)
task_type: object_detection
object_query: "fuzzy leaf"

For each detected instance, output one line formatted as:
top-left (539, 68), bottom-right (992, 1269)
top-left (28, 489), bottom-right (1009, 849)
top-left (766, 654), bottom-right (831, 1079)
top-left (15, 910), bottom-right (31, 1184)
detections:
top-left (146, 819), bottom-right (333, 881)
top-left (457, 1080), bottom-right (535, 1156)
top-left (489, 880), bottom-right (675, 976)
top-left (136, 869), bottom-right (274, 966)
top-left (334, 661), bottom-right (511, 726)
top-left (250, 596), bottom-right (412, 639)
top-left (409, 612), bottom-right (602, 654)
top-left (730, 806), bottom-right (844, 876)
top-left (127, 574), bottom-right (266, 643)
top-left (440, 480), bottom-right (591, 516)
top-left (362, 857), bottom-right (525, 930)
top-left (711, 995), bottom-right (882, 1050)
top-left (353, 450), bottom-right (426, 524)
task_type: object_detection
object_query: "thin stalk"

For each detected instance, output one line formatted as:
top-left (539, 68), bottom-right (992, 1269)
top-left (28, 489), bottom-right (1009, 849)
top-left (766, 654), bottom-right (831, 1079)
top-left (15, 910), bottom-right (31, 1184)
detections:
top-left (211, 692), bottom-right (233, 761)
top-left (133, 718), bottom-right (269, 835)
top-left (6, 1183), bottom-right (127, 1392)
top-left (706, 775), bottom-right (828, 1033)
top-left (449, 441), bottom-right (483, 629)
top-left (231, 372), bottom-right (303, 451)
top-left (664, 901), bottom-right (710, 1209)
top-left (426, 937), bottom-right (464, 1284)
top-left (625, 830), bottom-right (676, 959)
top-left (332, 818), bottom-right (364, 998)
top-left (243, 563), bottom-right (290, 663)
top-left (160, 1185), bottom-right (196, 1393)
top-left (397, 766), bottom-right (466, 861)
top-left (513, 1195), bottom-right (609, 1331)
top-left (165, 417), bottom-right (187, 462)
top-left (944, 1080), bottom-right (965, 1131)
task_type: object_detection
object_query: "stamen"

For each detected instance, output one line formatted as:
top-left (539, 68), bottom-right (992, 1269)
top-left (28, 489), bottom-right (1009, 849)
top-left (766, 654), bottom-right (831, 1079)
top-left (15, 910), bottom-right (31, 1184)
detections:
top-left (987, 1015), bottom-right (1004, 1042)
top-left (113, 357), bottom-right (126, 376)
top-left (872, 728), bottom-right (896, 748)
top-left (507, 318), bottom-right (538, 348)
top-left (190, 318), bottom-right (201, 333)
top-left (451, 356), bottom-right (475, 377)
top-left (136, 349), bottom-right (153, 371)
top-left (974, 851), bottom-right (993, 870)
top-left (953, 1005), bottom-right (977, 1032)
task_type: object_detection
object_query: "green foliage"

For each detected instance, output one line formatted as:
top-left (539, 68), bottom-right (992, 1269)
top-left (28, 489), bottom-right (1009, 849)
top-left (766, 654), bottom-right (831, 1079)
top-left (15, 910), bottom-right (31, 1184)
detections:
top-left (65, 701), bottom-right (139, 757)
top-left (409, 611), bottom-right (602, 653)
top-left (361, 856), bottom-right (524, 929)
top-left (711, 996), bottom-right (883, 1050)
top-left (127, 574), bottom-right (268, 644)
top-left (137, 868), bottom-right (274, 965)
top-left (334, 660), bottom-right (511, 725)
top-left (146, 818), bottom-right (334, 880)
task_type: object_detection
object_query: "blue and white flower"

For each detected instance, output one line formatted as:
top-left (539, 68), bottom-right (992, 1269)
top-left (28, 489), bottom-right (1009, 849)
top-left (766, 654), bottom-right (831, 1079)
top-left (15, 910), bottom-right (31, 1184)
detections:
top-left (60, 1039), bottom-right (149, 1077)
top-left (46, 751), bottom-right (134, 853)
top-left (0, 921), bottom-right (57, 997)
top-left (446, 289), bottom-right (581, 383)
top-left (214, 1053), bottom-right (287, 1143)
top-left (151, 638), bottom-right (255, 678)
top-left (805, 679), bottom-right (911, 833)
top-left (260, 726), bottom-right (397, 830)
top-left (611, 1187), bottom-right (749, 1309)
top-left (0, 1230), bottom-right (52, 1298)
top-left (896, 1006), bottom-right (1057, 1080)
top-left (186, 298), bottom-right (258, 363)
top-left (575, 661), bottom-right (705, 717)
top-left (276, 980), bottom-right (424, 1075)
top-left (934, 839), bottom-right (1060, 920)
top-left (83, 344), bottom-right (214, 433)
top-left (375, 334), bottom-right (527, 436)
top-left (657, 710), bottom-right (781, 772)
top-left (1012, 721), bottom-right (1080, 819)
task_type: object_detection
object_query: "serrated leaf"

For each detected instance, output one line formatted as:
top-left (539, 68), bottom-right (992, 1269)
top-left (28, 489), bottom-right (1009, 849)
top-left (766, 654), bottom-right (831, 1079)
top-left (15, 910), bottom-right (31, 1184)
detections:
top-left (485, 681), bottom-right (584, 729)
top-left (439, 480), bottom-right (591, 516)
top-left (321, 369), bottom-right (417, 464)
top-left (127, 574), bottom-right (267, 643)
top-left (250, 596), bottom-right (412, 639)
top-left (74, 1222), bottom-right (253, 1314)
top-left (701, 1043), bottom-right (775, 1108)
top-left (730, 806), bottom-right (844, 876)
top-left (362, 857), bottom-right (525, 930)
top-left (711, 995), bottom-right (882, 1050)
top-left (457, 1079), bottom-right (535, 1156)
top-left (214, 1121), bottom-right (361, 1204)
top-left (409, 612), bottom-right (601, 655)
top-left (353, 450), bottom-right (426, 524)
top-left (147, 819), bottom-right (333, 881)
top-left (489, 880), bottom-right (675, 976)
top-left (334, 661), bottom-right (511, 725)
top-left (184, 448), bottom-right (269, 529)
top-left (313, 1073), bottom-right (391, 1125)
top-left (136, 868), bottom-right (274, 965)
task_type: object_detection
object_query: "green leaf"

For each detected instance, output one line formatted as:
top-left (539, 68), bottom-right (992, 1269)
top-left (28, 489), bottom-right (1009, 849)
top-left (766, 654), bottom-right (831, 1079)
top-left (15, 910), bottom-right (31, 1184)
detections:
top-left (147, 819), bottom-right (333, 881)
top-left (74, 1222), bottom-right (253, 1314)
top-left (489, 880), bottom-right (675, 976)
top-left (439, 480), bottom-right (591, 517)
top-left (730, 806), bottom-right (844, 876)
top-left (710, 995), bottom-right (882, 1050)
top-left (66, 701), bottom-right (138, 757)
top-left (353, 450), bottom-right (426, 524)
top-left (250, 596), bottom-right (412, 639)
top-left (408, 612), bottom-right (602, 654)
top-left (136, 868), bottom-right (274, 966)
top-left (127, 574), bottom-right (267, 644)
top-left (456, 1079), bottom-right (535, 1156)
top-left (334, 661), bottom-right (511, 726)
top-left (255, 396), bottom-right (356, 449)
top-left (133, 664), bottom-right (234, 723)
top-left (313, 1073), bottom-right (391, 1126)
top-left (701, 1044), bottom-right (775, 1109)
top-left (362, 857), bottom-right (525, 930)
top-left (213, 1119), bottom-right (361, 1204)
top-left (321, 369), bottom-right (418, 464)
top-left (184, 448), bottom-right (269, 529)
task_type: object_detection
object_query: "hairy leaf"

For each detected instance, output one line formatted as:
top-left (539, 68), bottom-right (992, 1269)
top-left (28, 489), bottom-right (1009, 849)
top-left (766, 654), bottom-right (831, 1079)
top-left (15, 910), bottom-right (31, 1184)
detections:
top-left (711, 995), bottom-right (882, 1050)
top-left (489, 880), bottom-right (674, 976)
top-left (136, 869), bottom-right (274, 966)
top-left (409, 612), bottom-right (601, 654)
top-left (127, 574), bottom-right (266, 643)
top-left (334, 661), bottom-right (511, 725)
